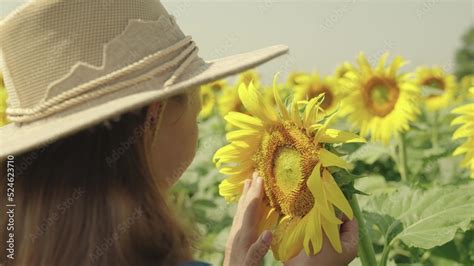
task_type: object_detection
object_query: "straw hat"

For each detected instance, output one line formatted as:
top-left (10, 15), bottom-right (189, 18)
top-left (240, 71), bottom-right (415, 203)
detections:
top-left (0, 0), bottom-right (288, 158)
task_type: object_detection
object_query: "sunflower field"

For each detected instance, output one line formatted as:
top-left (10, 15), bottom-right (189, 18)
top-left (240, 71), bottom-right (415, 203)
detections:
top-left (0, 28), bottom-right (473, 266)
top-left (169, 32), bottom-right (474, 265)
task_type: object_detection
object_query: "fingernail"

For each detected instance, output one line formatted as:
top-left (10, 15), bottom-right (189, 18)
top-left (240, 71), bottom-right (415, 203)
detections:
top-left (261, 230), bottom-right (272, 245)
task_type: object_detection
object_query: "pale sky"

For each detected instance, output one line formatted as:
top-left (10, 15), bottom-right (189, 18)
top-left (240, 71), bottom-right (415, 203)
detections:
top-left (1, 0), bottom-right (472, 83)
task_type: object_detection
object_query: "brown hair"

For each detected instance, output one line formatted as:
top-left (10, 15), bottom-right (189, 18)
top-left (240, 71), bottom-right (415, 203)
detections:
top-left (0, 107), bottom-right (192, 266)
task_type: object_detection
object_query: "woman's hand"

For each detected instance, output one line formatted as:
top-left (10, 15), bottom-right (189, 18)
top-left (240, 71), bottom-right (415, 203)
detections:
top-left (284, 216), bottom-right (359, 266)
top-left (224, 174), bottom-right (272, 266)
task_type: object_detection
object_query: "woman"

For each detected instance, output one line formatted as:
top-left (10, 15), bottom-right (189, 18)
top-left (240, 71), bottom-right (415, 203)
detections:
top-left (0, 0), bottom-right (357, 265)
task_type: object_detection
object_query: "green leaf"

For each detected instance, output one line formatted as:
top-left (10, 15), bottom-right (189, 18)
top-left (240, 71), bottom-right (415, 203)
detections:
top-left (364, 212), bottom-right (403, 245)
top-left (364, 184), bottom-right (474, 250)
top-left (347, 142), bottom-right (391, 164)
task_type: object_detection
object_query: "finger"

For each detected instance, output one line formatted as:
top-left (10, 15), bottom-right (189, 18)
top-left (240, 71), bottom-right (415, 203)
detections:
top-left (244, 230), bottom-right (272, 266)
top-left (340, 218), bottom-right (359, 261)
top-left (248, 176), bottom-right (264, 201)
top-left (252, 171), bottom-right (259, 180)
top-left (241, 177), bottom-right (264, 227)
top-left (237, 179), bottom-right (253, 212)
top-left (243, 179), bottom-right (252, 195)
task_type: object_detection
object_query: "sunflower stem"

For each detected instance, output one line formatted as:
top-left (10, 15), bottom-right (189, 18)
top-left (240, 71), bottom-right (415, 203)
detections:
top-left (398, 133), bottom-right (409, 182)
top-left (349, 195), bottom-right (377, 266)
top-left (379, 244), bottom-right (391, 266)
top-left (431, 111), bottom-right (439, 149)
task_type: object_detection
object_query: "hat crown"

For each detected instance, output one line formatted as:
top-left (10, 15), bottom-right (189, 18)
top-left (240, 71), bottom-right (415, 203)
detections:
top-left (0, 0), bottom-right (181, 110)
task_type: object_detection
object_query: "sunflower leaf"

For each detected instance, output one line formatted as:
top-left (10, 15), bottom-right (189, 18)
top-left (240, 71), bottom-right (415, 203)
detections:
top-left (363, 212), bottom-right (403, 245)
top-left (363, 184), bottom-right (474, 250)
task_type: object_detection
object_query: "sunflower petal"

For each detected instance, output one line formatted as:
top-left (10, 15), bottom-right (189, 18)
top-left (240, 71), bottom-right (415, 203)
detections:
top-left (238, 82), bottom-right (277, 123)
top-left (320, 149), bottom-right (353, 169)
top-left (307, 163), bottom-right (341, 224)
top-left (273, 74), bottom-right (290, 119)
top-left (218, 179), bottom-right (245, 202)
top-left (322, 169), bottom-right (354, 219)
top-left (303, 208), bottom-right (323, 255)
top-left (318, 128), bottom-right (366, 144)
top-left (224, 112), bottom-right (263, 130)
top-left (321, 205), bottom-right (343, 253)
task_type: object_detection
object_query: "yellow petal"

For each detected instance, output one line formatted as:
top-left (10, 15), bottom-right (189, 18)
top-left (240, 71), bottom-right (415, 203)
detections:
top-left (318, 128), bottom-right (366, 144)
top-left (375, 52), bottom-right (389, 72)
top-left (224, 111), bottom-right (263, 130)
top-left (304, 94), bottom-right (325, 128)
top-left (387, 55), bottom-right (406, 77)
top-left (279, 218), bottom-right (306, 262)
top-left (357, 52), bottom-right (372, 75)
top-left (303, 208), bottom-right (323, 255)
top-left (218, 179), bottom-right (245, 202)
top-left (226, 129), bottom-right (260, 142)
top-left (290, 96), bottom-right (303, 127)
top-left (307, 163), bottom-right (342, 224)
top-left (320, 149), bottom-right (353, 169)
top-left (273, 74), bottom-right (290, 120)
top-left (321, 206), bottom-right (343, 253)
top-left (322, 169), bottom-right (354, 219)
top-left (238, 82), bottom-right (277, 123)
top-left (258, 206), bottom-right (279, 234)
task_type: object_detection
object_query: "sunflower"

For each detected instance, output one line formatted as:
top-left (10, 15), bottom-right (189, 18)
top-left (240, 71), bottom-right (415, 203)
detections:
top-left (340, 53), bottom-right (420, 143)
top-left (415, 66), bottom-right (457, 111)
top-left (286, 71), bottom-right (307, 87)
top-left (217, 85), bottom-right (245, 117)
top-left (452, 90), bottom-right (474, 179)
top-left (213, 79), bottom-right (365, 261)
top-left (198, 85), bottom-right (216, 119)
top-left (237, 69), bottom-right (261, 88)
top-left (334, 62), bottom-right (355, 97)
top-left (294, 72), bottom-right (341, 114)
top-left (0, 73), bottom-right (8, 127)
top-left (459, 75), bottom-right (474, 101)
top-left (262, 83), bottom-right (289, 109)
top-left (334, 61), bottom-right (354, 79)
top-left (217, 71), bottom-right (260, 118)
top-left (206, 79), bottom-right (229, 92)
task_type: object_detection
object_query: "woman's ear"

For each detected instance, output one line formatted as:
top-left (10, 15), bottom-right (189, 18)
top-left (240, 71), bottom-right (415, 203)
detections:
top-left (144, 102), bottom-right (167, 151)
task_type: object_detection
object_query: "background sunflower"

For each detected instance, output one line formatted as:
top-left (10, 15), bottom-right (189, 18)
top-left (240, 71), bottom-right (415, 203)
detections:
top-left (340, 53), bottom-right (421, 143)
top-left (199, 85), bottom-right (217, 119)
top-left (416, 66), bottom-right (457, 111)
top-left (452, 97), bottom-right (474, 179)
top-left (294, 72), bottom-right (342, 114)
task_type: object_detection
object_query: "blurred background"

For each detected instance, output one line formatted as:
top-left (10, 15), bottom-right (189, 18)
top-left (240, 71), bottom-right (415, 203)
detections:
top-left (1, 0), bottom-right (472, 81)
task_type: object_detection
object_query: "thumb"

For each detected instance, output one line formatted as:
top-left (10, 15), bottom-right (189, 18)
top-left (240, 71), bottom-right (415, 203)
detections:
top-left (340, 217), bottom-right (359, 262)
top-left (243, 230), bottom-right (272, 266)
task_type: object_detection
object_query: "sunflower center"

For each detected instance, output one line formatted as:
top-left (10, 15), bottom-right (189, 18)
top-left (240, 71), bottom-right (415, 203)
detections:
top-left (422, 77), bottom-right (445, 98)
top-left (274, 148), bottom-right (303, 194)
top-left (254, 122), bottom-right (319, 218)
top-left (370, 84), bottom-right (390, 105)
top-left (363, 77), bottom-right (400, 117)
top-left (309, 86), bottom-right (333, 110)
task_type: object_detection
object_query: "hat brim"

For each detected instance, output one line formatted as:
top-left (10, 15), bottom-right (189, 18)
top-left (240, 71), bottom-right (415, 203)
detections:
top-left (0, 45), bottom-right (289, 158)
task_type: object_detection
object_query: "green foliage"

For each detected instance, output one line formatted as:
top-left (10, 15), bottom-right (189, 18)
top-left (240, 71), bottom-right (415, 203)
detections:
top-left (361, 184), bottom-right (474, 265)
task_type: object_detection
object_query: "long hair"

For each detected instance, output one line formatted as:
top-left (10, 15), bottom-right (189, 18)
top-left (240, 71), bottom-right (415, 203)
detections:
top-left (0, 107), bottom-right (192, 265)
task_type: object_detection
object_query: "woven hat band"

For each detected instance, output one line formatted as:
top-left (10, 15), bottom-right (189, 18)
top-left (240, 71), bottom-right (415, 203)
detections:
top-left (6, 36), bottom-right (199, 123)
